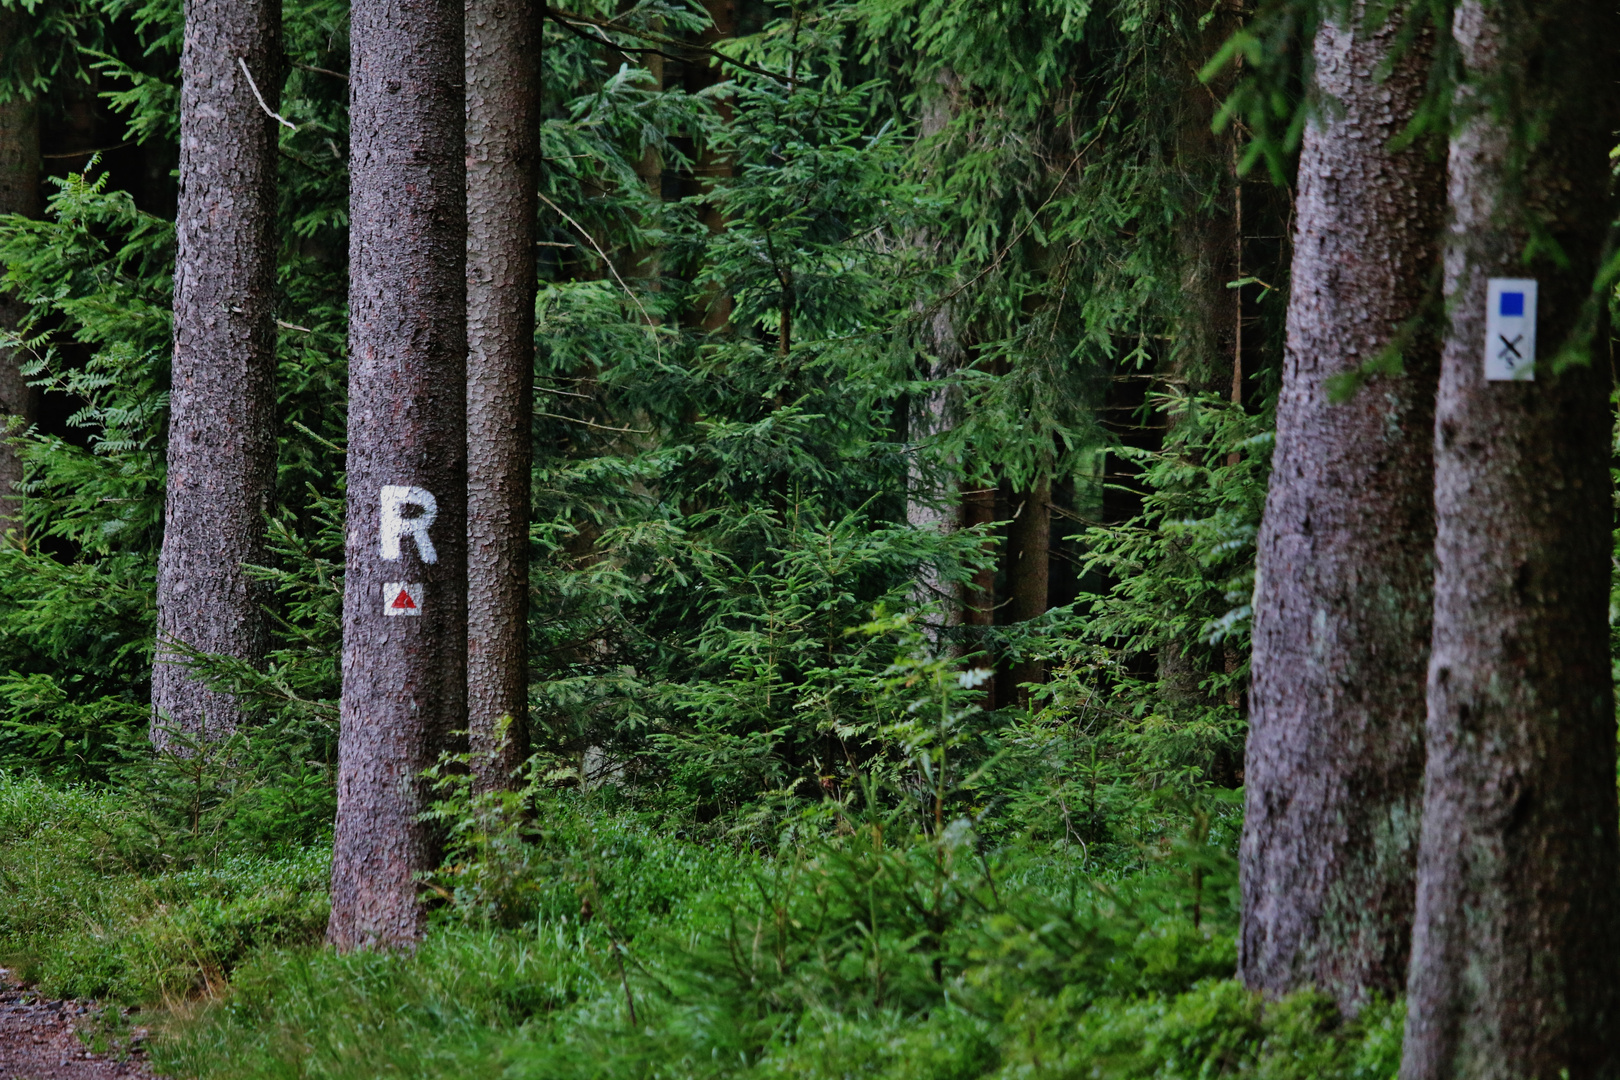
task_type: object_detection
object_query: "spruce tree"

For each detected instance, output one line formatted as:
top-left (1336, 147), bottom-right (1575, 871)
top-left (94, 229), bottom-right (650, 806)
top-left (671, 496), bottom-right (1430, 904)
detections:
top-left (151, 0), bottom-right (282, 746)
top-left (465, 0), bottom-right (539, 792)
top-left (328, 0), bottom-right (468, 950)
top-left (1400, 0), bottom-right (1620, 1073)
top-left (1241, 2), bottom-right (1444, 1010)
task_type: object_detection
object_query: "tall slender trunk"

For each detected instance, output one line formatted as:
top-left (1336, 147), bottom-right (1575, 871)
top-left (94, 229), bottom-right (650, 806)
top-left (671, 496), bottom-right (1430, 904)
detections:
top-left (1400, 1), bottom-right (1620, 1074)
top-left (328, 0), bottom-right (467, 951)
top-left (692, 0), bottom-right (736, 332)
top-left (465, 0), bottom-right (538, 791)
top-left (1159, 1), bottom-right (1240, 718)
top-left (626, 23), bottom-right (663, 286)
top-left (0, 11), bottom-right (39, 537)
top-left (150, 0), bottom-right (282, 747)
top-left (904, 370), bottom-right (954, 625)
top-left (1172, 0), bottom-right (1240, 397)
top-left (1242, 5), bottom-right (1442, 1012)
top-left (1005, 476), bottom-right (1050, 704)
top-left (958, 477), bottom-right (997, 696)
top-left (907, 70), bottom-right (963, 642)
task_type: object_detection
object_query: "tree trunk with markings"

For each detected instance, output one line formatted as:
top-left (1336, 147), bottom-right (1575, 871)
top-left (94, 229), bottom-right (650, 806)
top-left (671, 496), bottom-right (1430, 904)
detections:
top-left (1240, 4), bottom-right (1444, 1012)
top-left (465, 0), bottom-right (538, 792)
top-left (1400, 1), bottom-right (1620, 1074)
top-left (150, 0), bottom-right (282, 747)
top-left (328, 0), bottom-right (467, 951)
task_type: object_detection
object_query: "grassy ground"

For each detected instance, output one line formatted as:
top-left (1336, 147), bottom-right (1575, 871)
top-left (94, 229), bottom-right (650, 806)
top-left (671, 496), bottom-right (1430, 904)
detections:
top-left (0, 773), bottom-right (329, 1004)
top-left (0, 772), bottom-right (1405, 1079)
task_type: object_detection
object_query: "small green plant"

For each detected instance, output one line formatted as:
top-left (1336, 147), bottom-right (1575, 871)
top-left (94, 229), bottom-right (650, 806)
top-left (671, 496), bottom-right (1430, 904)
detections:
top-left (76, 1002), bottom-right (145, 1062)
top-left (422, 724), bottom-right (556, 930)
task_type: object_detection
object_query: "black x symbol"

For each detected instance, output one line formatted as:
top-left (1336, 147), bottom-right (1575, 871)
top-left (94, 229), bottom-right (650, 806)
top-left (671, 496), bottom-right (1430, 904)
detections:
top-left (1499, 334), bottom-right (1523, 359)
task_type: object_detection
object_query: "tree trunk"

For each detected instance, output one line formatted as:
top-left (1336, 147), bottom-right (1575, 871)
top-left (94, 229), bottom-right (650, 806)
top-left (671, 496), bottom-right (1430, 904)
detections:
top-left (1400, 1), bottom-right (1620, 1074)
top-left (0, 10), bottom-right (39, 537)
top-left (1159, 0), bottom-right (1240, 723)
top-left (958, 477), bottom-right (997, 697)
top-left (328, 0), bottom-right (467, 951)
top-left (905, 373), bottom-right (954, 629)
top-left (150, 0), bottom-right (282, 747)
top-left (1241, 5), bottom-right (1443, 1012)
top-left (1005, 476), bottom-right (1050, 704)
top-left (691, 0), bottom-right (737, 332)
top-left (465, 0), bottom-right (538, 792)
top-left (906, 71), bottom-right (963, 643)
top-left (1172, 0), bottom-right (1240, 397)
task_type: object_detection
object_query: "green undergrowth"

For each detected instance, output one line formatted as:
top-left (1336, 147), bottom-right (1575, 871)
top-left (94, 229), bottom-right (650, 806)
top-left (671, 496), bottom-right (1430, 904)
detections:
top-left (0, 771), bottom-right (329, 1003)
top-left (1, 771), bottom-right (1403, 1079)
top-left (149, 786), bottom-right (1399, 1080)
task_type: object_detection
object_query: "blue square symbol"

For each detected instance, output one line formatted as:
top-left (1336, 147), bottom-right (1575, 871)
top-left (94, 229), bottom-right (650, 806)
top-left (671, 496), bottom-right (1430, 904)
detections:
top-left (1500, 292), bottom-right (1525, 317)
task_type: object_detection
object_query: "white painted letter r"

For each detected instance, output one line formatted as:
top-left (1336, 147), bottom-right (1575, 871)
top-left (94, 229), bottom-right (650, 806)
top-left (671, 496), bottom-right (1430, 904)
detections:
top-left (380, 485), bottom-right (439, 563)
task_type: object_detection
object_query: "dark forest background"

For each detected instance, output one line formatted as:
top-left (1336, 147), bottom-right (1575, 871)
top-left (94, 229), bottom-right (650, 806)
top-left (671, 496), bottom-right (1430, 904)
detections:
top-left (0, 0), bottom-right (1594, 1075)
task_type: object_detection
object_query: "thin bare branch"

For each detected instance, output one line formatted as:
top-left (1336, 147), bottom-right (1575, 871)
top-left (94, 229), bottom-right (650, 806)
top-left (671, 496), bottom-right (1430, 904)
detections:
top-left (535, 191), bottom-right (661, 348)
top-left (239, 57), bottom-right (297, 131)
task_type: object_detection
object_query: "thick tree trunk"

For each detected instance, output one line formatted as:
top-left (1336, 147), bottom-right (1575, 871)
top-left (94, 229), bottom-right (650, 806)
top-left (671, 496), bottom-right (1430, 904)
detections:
top-left (465, 0), bottom-right (538, 791)
top-left (1240, 6), bottom-right (1443, 1012)
top-left (0, 16), bottom-right (40, 536)
top-left (150, 0), bottom-right (282, 747)
top-left (328, 0), bottom-right (467, 951)
top-left (1400, 1), bottom-right (1620, 1075)
top-left (1005, 476), bottom-right (1050, 703)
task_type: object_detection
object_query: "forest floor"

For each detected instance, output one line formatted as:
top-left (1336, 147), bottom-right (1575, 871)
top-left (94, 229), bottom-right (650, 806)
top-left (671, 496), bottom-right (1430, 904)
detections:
top-left (0, 972), bottom-right (151, 1080)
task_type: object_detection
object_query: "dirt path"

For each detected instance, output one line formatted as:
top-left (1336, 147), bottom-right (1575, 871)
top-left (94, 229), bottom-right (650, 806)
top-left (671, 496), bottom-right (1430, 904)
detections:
top-left (0, 972), bottom-right (151, 1080)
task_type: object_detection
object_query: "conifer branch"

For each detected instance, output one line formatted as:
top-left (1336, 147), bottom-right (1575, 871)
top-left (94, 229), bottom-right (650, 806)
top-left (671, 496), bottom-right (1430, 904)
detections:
top-left (544, 7), bottom-right (791, 85)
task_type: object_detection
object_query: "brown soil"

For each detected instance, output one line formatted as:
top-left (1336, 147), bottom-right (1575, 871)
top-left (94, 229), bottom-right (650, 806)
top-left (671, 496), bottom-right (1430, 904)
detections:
top-left (0, 972), bottom-right (152, 1080)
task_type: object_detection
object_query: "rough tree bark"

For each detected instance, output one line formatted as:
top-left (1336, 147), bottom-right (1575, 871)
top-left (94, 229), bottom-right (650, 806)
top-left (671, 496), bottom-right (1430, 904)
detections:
top-left (328, 0), bottom-right (467, 951)
top-left (465, 0), bottom-right (538, 791)
top-left (1399, 1), bottom-right (1620, 1075)
top-left (905, 348), bottom-right (956, 620)
top-left (0, 11), bottom-right (40, 536)
top-left (1240, 5), bottom-right (1443, 1011)
top-left (150, 0), bottom-right (282, 747)
top-left (905, 68), bottom-right (963, 643)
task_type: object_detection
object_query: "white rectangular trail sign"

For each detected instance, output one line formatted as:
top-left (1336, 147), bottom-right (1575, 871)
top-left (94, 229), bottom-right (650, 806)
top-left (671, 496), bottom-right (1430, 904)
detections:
top-left (1485, 278), bottom-right (1537, 382)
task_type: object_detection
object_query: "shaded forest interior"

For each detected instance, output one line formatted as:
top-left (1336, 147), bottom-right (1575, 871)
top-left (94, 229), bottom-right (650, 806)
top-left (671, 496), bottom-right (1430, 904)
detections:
top-left (1, 0), bottom-right (1619, 1077)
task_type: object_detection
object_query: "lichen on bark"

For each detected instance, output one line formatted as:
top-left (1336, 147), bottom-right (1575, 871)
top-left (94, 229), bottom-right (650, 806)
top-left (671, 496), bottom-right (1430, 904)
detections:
top-left (1241, 1), bottom-right (1443, 1012)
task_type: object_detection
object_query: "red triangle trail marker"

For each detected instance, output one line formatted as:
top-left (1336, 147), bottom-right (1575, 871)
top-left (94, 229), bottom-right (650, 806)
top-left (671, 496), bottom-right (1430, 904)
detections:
top-left (383, 581), bottom-right (423, 616)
